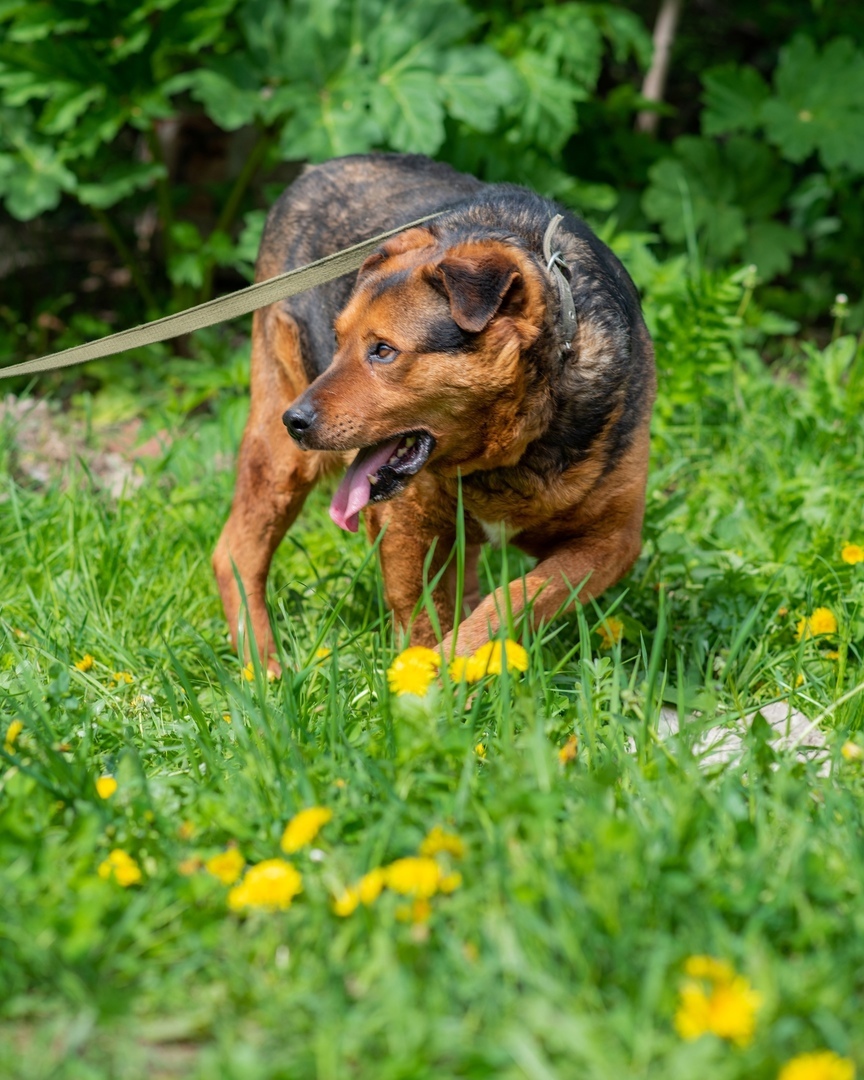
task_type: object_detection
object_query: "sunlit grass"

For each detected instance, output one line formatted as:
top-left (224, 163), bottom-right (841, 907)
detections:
top-left (1, 329), bottom-right (863, 1078)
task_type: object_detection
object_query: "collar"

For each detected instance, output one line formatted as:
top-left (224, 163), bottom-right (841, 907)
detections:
top-left (542, 214), bottom-right (577, 352)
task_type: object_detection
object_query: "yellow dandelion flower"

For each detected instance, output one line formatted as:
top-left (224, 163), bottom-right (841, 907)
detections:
top-left (74, 654), bottom-right (94, 672)
top-left (177, 821), bottom-right (196, 840)
top-left (358, 867), bottom-right (386, 905)
top-left (675, 962), bottom-right (761, 1047)
top-left (420, 825), bottom-right (466, 859)
top-left (280, 806), bottom-right (333, 854)
top-left (384, 856), bottom-right (443, 898)
top-left (113, 671), bottom-right (134, 684)
top-left (394, 898), bottom-right (432, 923)
top-left (4, 719), bottom-right (24, 752)
top-left (439, 871), bottom-right (462, 894)
top-left (333, 867), bottom-right (385, 916)
top-left (98, 849), bottom-right (142, 887)
top-left (95, 776), bottom-right (118, 800)
top-left (558, 735), bottom-right (578, 764)
top-left (684, 955), bottom-right (736, 982)
top-left (841, 543), bottom-right (864, 566)
top-left (467, 640), bottom-right (529, 679)
top-left (475, 742), bottom-right (487, 759)
top-left (841, 741), bottom-right (863, 762)
top-left (333, 886), bottom-right (360, 917)
top-left (315, 647), bottom-right (332, 660)
top-left (227, 859), bottom-right (302, 912)
top-left (387, 646), bottom-right (440, 696)
top-left (824, 650), bottom-right (840, 660)
top-left (598, 616), bottom-right (624, 649)
top-left (795, 673), bottom-right (806, 688)
top-left (778, 606), bottom-right (789, 617)
top-left (796, 608), bottom-right (838, 641)
top-left (178, 856), bottom-right (202, 876)
top-left (205, 848), bottom-right (245, 885)
top-left (448, 655), bottom-right (472, 682)
top-left (242, 662), bottom-right (255, 681)
top-left (778, 1050), bottom-right (855, 1080)
top-left (222, 713), bottom-right (232, 724)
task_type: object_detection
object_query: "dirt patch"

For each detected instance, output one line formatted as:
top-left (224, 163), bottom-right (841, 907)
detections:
top-left (0, 394), bottom-right (172, 498)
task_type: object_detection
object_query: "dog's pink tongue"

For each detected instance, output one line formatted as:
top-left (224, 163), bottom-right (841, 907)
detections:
top-left (329, 439), bottom-right (402, 532)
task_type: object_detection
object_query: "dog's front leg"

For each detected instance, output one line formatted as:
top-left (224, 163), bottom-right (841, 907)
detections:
top-left (365, 496), bottom-right (461, 649)
top-left (441, 524), bottom-right (644, 657)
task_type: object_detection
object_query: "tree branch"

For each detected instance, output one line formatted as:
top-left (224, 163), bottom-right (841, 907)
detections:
top-left (635, 0), bottom-right (684, 136)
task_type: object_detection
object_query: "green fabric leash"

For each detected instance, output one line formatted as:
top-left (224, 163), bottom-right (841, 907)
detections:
top-left (0, 213), bottom-right (444, 380)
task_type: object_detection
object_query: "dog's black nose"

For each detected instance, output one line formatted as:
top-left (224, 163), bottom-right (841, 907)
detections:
top-left (283, 401), bottom-right (317, 441)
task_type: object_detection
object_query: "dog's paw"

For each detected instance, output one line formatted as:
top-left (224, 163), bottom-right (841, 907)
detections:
top-left (439, 631), bottom-right (473, 660)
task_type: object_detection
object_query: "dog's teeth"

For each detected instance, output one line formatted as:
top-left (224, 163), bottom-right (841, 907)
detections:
top-left (396, 447), bottom-right (407, 458)
top-left (368, 472), bottom-right (379, 484)
top-left (404, 436), bottom-right (416, 448)
top-left (388, 454), bottom-right (399, 465)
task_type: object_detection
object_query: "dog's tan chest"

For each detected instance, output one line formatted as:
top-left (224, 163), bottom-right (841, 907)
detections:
top-left (473, 516), bottom-right (521, 548)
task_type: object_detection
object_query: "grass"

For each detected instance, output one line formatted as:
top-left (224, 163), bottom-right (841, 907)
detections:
top-left (1, 286), bottom-right (863, 1078)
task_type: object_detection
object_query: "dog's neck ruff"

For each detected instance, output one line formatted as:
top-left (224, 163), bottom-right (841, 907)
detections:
top-left (542, 214), bottom-right (577, 354)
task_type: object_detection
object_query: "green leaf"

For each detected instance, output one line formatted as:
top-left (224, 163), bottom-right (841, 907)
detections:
top-left (279, 87), bottom-right (382, 161)
top-left (0, 146), bottom-right (75, 219)
top-left (512, 50), bottom-right (582, 153)
top-left (743, 220), bottom-right (805, 279)
top-left (40, 84), bottom-right (104, 136)
top-left (594, 6), bottom-right (653, 68)
top-left (370, 69), bottom-right (445, 155)
top-left (761, 35), bottom-right (864, 171)
top-left (77, 161), bottom-right (167, 209)
top-left (522, 5), bottom-right (604, 92)
top-left (642, 136), bottom-right (794, 275)
top-left (171, 64), bottom-right (264, 130)
top-left (438, 46), bottom-right (518, 133)
top-left (644, 140), bottom-right (743, 256)
top-left (701, 64), bottom-right (770, 136)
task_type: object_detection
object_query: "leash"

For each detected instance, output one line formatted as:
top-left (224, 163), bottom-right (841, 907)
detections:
top-left (1, 209), bottom-right (577, 380)
top-left (0, 212), bottom-right (445, 380)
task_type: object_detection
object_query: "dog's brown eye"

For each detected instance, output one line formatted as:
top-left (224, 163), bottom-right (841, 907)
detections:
top-left (369, 341), bottom-right (398, 362)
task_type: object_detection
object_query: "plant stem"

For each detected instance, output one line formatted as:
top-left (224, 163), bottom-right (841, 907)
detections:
top-left (145, 125), bottom-right (176, 266)
top-left (199, 129), bottom-right (276, 303)
top-left (90, 205), bottom-right (158, 311)
top-left (635, 0), bottom-right (684, 135)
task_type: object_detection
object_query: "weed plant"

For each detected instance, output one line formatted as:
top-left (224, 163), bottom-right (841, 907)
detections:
top-left (1, 271), bottom-right (863, 1078)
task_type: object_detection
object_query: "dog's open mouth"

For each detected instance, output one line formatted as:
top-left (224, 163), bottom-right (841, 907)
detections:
top-left (329, 431), bottom-right (435, 532)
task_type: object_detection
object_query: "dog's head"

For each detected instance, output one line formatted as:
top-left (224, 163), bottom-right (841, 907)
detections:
top-left (283, 227), bottom-right (550, 531)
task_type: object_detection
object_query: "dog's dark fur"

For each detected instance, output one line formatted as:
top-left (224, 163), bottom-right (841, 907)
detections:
top-left (213, 153), bottom-right (655, 664)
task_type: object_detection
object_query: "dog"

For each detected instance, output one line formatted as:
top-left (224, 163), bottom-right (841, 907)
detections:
top-left (213, 153), bottom-right (655, 667)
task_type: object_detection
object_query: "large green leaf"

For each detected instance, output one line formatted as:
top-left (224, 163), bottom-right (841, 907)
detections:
top-left (370, 69), bottom-right (445, 156)
top-left (0, 144), bottom-right (75, 218)
top-left (701, 64), bottom-right (769, 136)
top-left (77, 161), bottom-right (167, 209)
top-left (438, 47), bottom-right (518, 134)
top-left (279, 85), bottom-right (382, 161)
top-left (643, 136), bottom-right (794, 275)
top-left (743, 220), bottom-right (805, 280)
top-left (170, 64), bottom-right (264, 131)
top-left (761, 35), bottom-right (864, 171)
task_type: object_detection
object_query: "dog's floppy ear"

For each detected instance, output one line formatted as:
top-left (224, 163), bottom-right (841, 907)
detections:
top-left (357, 227), bottom-right (436, 282)
top-left (431, 249), bottom-right (522, 333)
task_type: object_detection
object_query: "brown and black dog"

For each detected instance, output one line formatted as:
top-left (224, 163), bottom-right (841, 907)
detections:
top-left (213, 153), bottom-right (655, 667)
